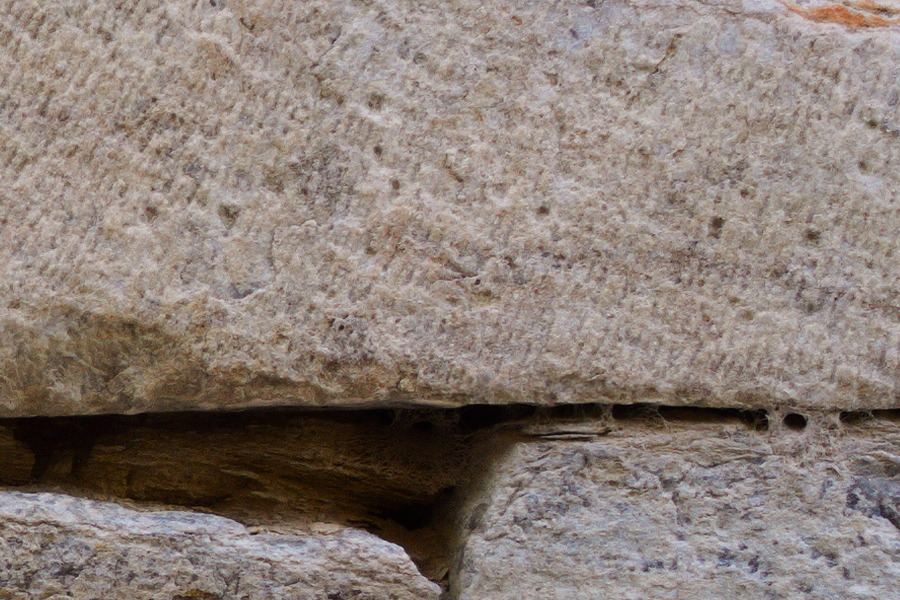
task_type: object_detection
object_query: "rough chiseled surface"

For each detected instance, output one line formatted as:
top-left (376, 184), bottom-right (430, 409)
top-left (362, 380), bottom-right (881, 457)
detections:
top-left (0, 0), bottom-right (897, 416)
top-left (0, 491), bottom-right (441, 600)
top-left (2, 0), bottom-right (898, 597)
top-left (454, 414), bottom-right (900, 599)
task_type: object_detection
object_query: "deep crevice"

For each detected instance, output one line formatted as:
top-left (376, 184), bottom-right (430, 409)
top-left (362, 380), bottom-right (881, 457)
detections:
top-left (611, 404), bottom-right (770, 430)
top-left (839, 409), bottom-right (900, 426)
top-left (0, 402), bottom-right (892, 589)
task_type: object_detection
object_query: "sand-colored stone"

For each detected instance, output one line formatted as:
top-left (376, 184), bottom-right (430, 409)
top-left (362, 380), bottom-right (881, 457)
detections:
top-left (2, 0), bottom-right (897, 595)
top-left (1, 1), bottom-right (897, 416)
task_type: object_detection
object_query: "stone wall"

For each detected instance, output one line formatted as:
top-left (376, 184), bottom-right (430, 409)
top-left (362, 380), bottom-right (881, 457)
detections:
top-left (0, 0), bottom-right (897, 597)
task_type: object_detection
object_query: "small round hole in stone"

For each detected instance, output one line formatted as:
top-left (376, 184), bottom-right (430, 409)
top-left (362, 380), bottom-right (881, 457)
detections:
top-left (782, 413), bottom-right (807, 431)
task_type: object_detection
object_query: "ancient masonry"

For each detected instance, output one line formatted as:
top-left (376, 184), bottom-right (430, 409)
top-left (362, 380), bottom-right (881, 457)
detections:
top-left (0, 0), bottom-right (897, 598)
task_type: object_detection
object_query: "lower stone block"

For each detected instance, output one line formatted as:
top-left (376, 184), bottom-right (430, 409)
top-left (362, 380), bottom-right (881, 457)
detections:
top-left (0, 492), bottom-right (440, 600)
top-left (455, 414), bottom-right (900, 599)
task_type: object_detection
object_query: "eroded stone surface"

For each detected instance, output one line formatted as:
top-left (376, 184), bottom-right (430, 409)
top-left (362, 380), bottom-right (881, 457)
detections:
top-left (0, 491), bottom-right (441, 600)
top-left (0, 0), bottom-right (897, 416)
top-left (454, 412), bottom-right (900, 599)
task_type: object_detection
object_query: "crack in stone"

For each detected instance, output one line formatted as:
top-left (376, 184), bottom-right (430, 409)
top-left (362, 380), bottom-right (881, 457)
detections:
top-left (0, 404), bottom-right (896, 591)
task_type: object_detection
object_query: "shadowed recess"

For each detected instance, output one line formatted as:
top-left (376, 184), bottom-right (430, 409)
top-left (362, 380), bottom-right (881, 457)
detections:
top-left (0, 403), bottom-right (893, 590)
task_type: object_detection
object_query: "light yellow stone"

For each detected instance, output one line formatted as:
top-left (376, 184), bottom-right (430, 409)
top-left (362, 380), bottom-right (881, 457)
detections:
top-left (0, 0), bottom-right (897, 416)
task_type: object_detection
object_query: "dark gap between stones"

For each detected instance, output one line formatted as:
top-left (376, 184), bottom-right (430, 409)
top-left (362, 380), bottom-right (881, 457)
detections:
top-left (0, 403), bottom-right (883, 588)
top-left (839, 409), bottom-right (900, 426)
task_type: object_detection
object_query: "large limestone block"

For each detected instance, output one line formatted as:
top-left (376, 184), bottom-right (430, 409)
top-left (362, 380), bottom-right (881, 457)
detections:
top-left (454, 413), bottom-right (900, 599)
top-left (1, 0), bottom-right (897, 416)
top-left (0, 491), bottom-right (440, 599)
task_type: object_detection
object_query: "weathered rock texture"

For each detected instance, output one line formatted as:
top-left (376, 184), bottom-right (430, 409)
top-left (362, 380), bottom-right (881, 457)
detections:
top-left (1, 0), bottom-right (898, 416)
top-left (0, 491), bottom-right (440, 599)
top-left (455, 410), bottom-right (900, 599)
top-left (1, 0), bottom-right (898, 598)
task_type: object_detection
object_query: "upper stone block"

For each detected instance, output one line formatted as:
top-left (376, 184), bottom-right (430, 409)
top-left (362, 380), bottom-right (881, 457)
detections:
top-left (0, 0), bottom-right (897, 416)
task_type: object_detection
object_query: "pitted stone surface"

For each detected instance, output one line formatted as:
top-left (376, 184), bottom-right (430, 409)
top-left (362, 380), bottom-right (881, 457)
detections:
top-left (454, 413), bottom-right (900, 599)
top-left (0, 0), bottom-right (897, 416)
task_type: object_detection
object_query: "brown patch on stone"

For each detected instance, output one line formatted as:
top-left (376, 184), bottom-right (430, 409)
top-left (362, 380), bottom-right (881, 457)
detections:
top-left (782, 0), bottom-right (900, 26)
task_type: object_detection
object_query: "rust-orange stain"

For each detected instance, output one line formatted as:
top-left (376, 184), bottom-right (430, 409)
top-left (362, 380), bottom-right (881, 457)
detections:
top-left (853, 0), bottom-right (900, 14)
top-left (782, 0), bottom-right (900, 26)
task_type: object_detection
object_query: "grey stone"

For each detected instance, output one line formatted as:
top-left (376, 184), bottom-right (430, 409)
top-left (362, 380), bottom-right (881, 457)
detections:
top-left (454, 412), bottom-right (900, 599)
top-left (0, 492), bottom-right (440, 600)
